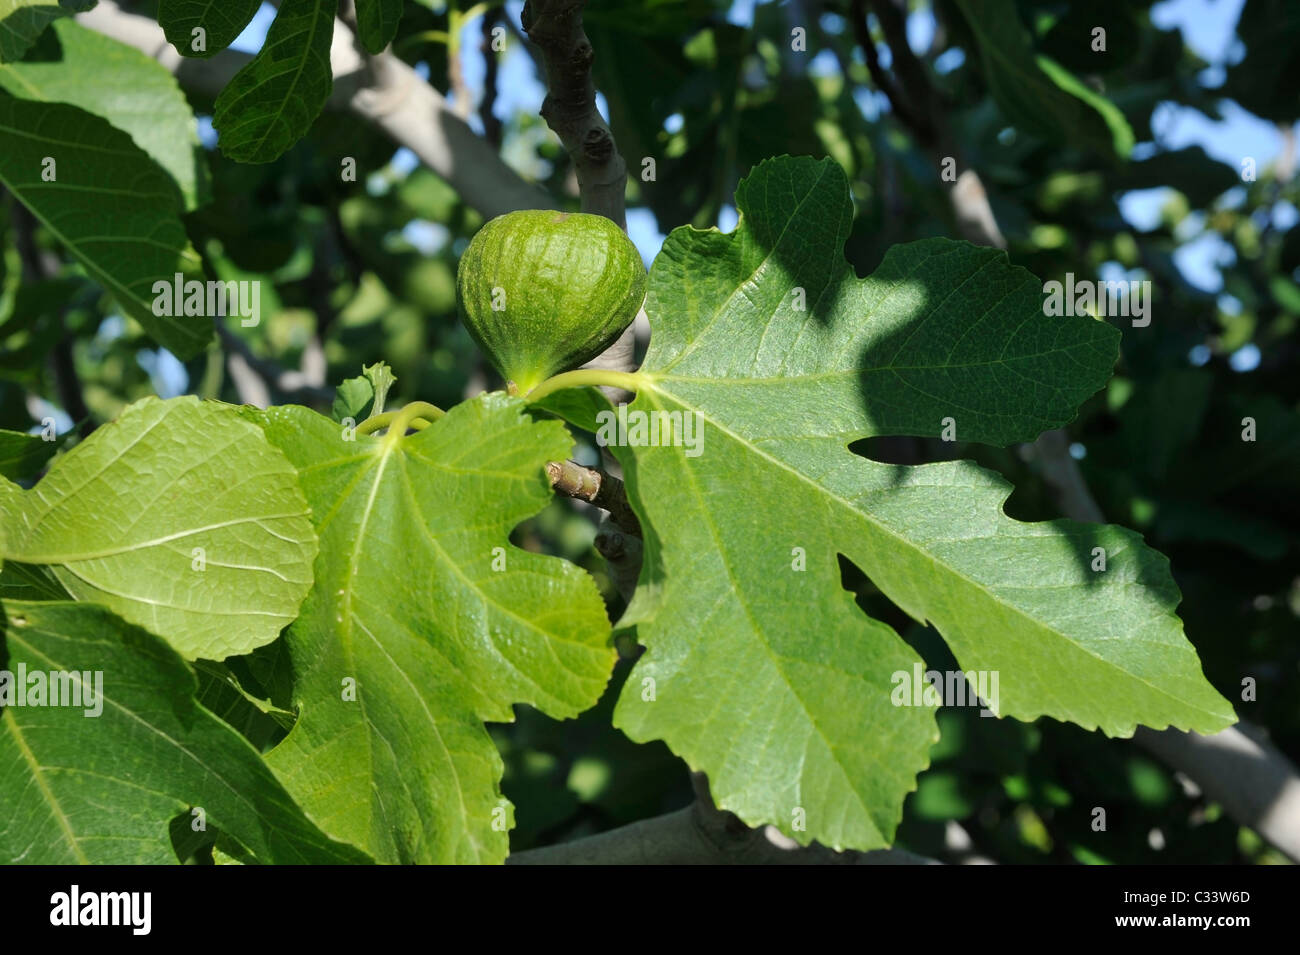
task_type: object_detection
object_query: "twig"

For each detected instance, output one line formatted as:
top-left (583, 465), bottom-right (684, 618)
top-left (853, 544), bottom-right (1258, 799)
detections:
top-left (850, 0), bottom-right (1005, 247)
top-left (479, 11), bottom-right (504, 148)
top-left (11, 202), bottom-right (93, 436)
top-left (520, 0), bottom-right (627, 225)
top-left (214, 323), bottom-right (333, 406)
top-left (508, 773), bottom-right (940, 864)
top-left (849, 0), bottom-right (923, 137)
top-left (447, 26), bottom-right (473, 120)
top-left (546, 459), bottom-right (639, 536)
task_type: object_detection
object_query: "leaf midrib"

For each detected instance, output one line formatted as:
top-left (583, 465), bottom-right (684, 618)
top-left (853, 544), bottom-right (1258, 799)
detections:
top-left (647, 384), bottom-right (1229, 727)
top-left (2, 706), bottom-right (89, 863)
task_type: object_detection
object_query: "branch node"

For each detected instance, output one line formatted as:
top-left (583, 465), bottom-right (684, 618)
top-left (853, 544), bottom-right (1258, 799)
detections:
top-left (583, 126), bottom-right (613, 162)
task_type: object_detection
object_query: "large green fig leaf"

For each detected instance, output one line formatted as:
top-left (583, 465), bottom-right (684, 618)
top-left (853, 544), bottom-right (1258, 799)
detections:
top-left (245, 394), bottom-right (614, 864)
top-left (594, 156), bottom-right (1234, 852)
top-left (0, 600), bottom-right (369, 863)
top-left (0, 396), bottom-right (317, 661)
top-left (953, 0), bottom-right (1134, 158)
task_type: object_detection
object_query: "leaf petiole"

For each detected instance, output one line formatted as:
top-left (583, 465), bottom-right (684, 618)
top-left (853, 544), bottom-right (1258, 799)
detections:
top-left (524, 369), bottom-right (648, 403)
top-left (355, 401), bottom-right (446, 437)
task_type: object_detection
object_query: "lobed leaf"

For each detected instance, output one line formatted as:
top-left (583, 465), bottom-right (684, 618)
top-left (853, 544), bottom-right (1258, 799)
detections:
top-left (246, 394), bottom-right (615, 863)
top-left (0, 19), bottom-right (210, 210)
top-left (597, 156), bottom-right (1233, 852)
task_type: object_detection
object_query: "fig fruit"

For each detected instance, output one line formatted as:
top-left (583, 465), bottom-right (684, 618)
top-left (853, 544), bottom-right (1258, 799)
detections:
top-left (456, 210), bottom-right (646, 393)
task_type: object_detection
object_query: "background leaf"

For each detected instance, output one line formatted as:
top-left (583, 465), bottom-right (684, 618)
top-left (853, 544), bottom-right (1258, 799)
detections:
top-left (158, 0), bottom-right (261, 59)
top-left (0, 0), bottom-right (92, 62)
top-left (0, 427), bottom-right (56, 480)
top-left (354, 0), bottom-right (402, 54)
top-left (0, 19), bottom-right (210, 210)
top-left (953, 0), bottom-right (1135, 158)
top-left (331, 373), bottom-right (374, 422)
top-left (0, 90), bottom-right (208, 357)
top-left (211, 0), bottom-right (334, 164)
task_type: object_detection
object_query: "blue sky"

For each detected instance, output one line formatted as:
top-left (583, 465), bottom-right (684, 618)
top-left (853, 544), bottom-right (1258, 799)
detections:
top-left (116, 0), bottom-right (1290, 410)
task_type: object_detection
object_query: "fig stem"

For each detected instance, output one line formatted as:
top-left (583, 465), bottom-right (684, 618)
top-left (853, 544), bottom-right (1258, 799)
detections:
top-left (355, 401), bottom-right (446, 436)
top-left (524, 369), bottom-right (645, 403)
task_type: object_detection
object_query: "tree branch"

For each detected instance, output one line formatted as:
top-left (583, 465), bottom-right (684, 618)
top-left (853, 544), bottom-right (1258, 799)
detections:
top-left (546, 459), bottom-right (639, 536)
top-left (509, 774), bottom-right (939, 865)
top-left (849, 0), bottom-right (925, 140)
top-left (520, 0), bottom-right (627, 225)
top-left (850, 0), bottom-right (1005, 248)
top-left (520, 0), bottom-right (639, 404)
top-left (1029, 430), bottom-right (1300, 863)
top-left (546, 459), bottom-right (643, 599)
top-left (214, 323), bottom-right (333, 406)
top-left (479, 12), bottom-right (504, 148)
top-left (1135, 724), bottom-right (1300, 862)
top-left (76, 1), bottom-right (556, 221)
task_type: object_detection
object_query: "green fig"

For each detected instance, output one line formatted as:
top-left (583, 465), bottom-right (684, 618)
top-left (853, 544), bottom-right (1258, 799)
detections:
top-left (456, 210), bottom-right (646, 393)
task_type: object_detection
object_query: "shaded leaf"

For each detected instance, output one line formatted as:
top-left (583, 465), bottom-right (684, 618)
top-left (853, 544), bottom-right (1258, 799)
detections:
top-left (1114, 147), bottom-right (1238, 210)
top-left (354, 0), bottom-right (402, 54)
top-left (1222, 0), bottom-right (1300, 123)
top-left (0, 19), bottom-right (210, 210)
top-left (0, 427), bottom-right (56, 480)
top-left (0, 0), bottom-right (92, 63)
top-left (0, 91), bottom-right (209, 357)
top-left (953, 0), bottom-right (1134, 158)
top-left (158, 0), bottom-right (261, 59)
top-left (212, 0), bottom-right (334, 164)
top-left (0, 600), bottom-right (369, 864)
